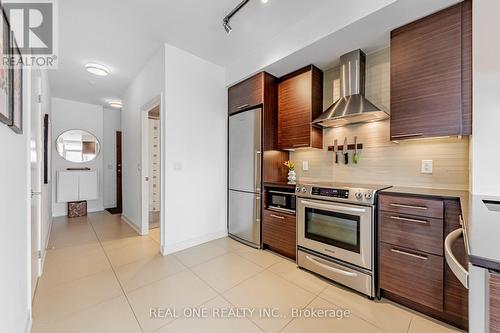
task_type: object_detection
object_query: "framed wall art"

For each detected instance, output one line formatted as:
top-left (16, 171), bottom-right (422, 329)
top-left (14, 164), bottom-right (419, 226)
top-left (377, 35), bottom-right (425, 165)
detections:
top-left (0, 7), bottom-right (12, 127)
top-left (9, 31), bottom-right (22, 133)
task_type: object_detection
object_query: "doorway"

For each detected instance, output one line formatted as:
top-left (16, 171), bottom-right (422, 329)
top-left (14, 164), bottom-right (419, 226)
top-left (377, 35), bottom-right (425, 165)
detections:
top-left (106, 130), bottom-right (122, 215)
top-left (147, 107), bottom-right (160, 229)
top-left (140, 94), bottom-right (164, 242)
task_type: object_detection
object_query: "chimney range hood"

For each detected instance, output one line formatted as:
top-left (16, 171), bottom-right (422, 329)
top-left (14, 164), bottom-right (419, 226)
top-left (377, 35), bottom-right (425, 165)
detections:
top-left (312, 49), bottom-right (389, 128)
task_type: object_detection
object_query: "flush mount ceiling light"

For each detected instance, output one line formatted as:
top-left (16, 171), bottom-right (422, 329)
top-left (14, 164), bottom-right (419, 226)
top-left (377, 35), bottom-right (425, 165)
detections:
top-left (222, 0), bottom-right (250, 34)
top-left (108, 100), bottom-right (122, 109)
top-left (85, 63), bottom-right (110, 77)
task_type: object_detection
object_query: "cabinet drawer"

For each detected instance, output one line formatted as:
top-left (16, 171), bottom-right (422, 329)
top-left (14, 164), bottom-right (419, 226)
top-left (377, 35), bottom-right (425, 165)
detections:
top-left (380, 243), bottom-right (444, 312)
top-left (263, 209), bottom-right (296, 259)
top-left (228, 73), bottom-right (264, 114)
top-left (379, 194), bottom-right (444, 219)
top-left (379, 211), bottom-right (443, 255)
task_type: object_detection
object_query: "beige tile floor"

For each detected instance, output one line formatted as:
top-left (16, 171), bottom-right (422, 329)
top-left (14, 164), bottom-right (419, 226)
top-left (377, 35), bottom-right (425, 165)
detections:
top-left (32, 211), bottom-right (462, 333)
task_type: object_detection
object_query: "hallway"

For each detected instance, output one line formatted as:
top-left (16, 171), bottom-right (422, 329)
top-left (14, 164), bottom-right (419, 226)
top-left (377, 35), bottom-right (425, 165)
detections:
top-left (31, 212), bottom-right (459, 333)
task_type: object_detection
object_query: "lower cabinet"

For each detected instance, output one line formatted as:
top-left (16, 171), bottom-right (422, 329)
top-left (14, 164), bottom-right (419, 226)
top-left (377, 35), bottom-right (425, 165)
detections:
top-left (490, 271), bottom-right (500, 333)
top-left (379, 193), bottom-right (468, 330)
top-left (262, 209), bottom-right (296, 260)
top-left (380, 243), bottom-right (444, 311)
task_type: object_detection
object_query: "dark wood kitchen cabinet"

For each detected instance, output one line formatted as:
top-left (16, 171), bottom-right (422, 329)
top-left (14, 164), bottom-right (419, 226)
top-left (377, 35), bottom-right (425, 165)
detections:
top-left (278, 65), bottom-right (323, 150)
top-left (490, 271), bottom-right (500, 333)
top-left (390, 0), bottom-right (472, 141)
top-left (228, 72), bottom-right (289, 183)
top-left (262, 208), bottom-right (296, 260)
top-left (379, 193), bottom-right (468, 330)
top-left (228, 73), bottom-right (265, 115)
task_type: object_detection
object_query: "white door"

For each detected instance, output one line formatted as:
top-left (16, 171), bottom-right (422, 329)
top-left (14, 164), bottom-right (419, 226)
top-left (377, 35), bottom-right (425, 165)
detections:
top-left (30, 69), bottom-right (42, 298)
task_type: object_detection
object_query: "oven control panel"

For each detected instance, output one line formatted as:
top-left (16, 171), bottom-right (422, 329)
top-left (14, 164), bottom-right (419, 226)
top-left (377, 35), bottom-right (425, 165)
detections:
top-left (311, 187), bottom-right (349, 199)
top-left (296, 184), bottom-right (381, 205)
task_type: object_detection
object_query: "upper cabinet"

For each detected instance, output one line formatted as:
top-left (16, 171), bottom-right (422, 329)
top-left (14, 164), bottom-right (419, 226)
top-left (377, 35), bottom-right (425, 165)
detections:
top-left (228, 73), bottom-right (265, 115)
top-left (390, 0), bottom-right (472, 141)
top-left (278, 65), bottom-right (323, 150)
top-left (228, 72), bottom-right (280, 151)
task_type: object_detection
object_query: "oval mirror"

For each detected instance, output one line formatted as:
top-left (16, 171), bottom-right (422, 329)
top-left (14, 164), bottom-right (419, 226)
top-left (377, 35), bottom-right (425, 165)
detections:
top-left (56, 130), bottom-right (101, 163)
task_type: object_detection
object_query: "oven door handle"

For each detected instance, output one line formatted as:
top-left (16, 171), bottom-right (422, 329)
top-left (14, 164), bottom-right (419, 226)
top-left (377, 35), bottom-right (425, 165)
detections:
top-left (305, 256), bottom-right (358, 277)
top-left (300, 200), bottom-right (367, 214)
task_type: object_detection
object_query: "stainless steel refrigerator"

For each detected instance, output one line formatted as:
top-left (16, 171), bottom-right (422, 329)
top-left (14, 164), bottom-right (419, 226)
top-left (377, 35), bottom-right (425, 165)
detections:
top-left (228, 107), bottom-right (262, 248)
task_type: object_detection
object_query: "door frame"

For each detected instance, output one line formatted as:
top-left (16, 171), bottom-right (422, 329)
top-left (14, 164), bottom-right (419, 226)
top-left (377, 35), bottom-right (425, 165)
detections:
top-left (115, 130), bottom-right (122, 212)
top-left (140, 94), bottom-right (165, 251)
top-left (29, 68), bottom-right (43, 300)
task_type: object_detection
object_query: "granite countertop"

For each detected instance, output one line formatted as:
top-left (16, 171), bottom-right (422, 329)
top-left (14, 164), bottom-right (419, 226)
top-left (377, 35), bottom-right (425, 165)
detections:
top-left (381, 187), bottom-right (500, 270)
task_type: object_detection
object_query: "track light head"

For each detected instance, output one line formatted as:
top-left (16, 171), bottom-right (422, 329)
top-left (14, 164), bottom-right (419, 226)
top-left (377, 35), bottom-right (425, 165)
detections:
top-left (223, 19), bottom-right (232, 34)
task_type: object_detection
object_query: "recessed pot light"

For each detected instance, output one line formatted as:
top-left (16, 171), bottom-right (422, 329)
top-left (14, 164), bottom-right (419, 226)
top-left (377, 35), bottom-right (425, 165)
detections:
top-left (262, 0), bottom-right (268, 3)
top-left (85, 63), bottom-right (110, 76)
top-left (108, 100), bottom-right (122, 109)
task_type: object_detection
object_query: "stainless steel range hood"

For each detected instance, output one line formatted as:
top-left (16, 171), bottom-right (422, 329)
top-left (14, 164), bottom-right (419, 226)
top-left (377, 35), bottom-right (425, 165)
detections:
top-left (313, 49), bottom-right (389, 128)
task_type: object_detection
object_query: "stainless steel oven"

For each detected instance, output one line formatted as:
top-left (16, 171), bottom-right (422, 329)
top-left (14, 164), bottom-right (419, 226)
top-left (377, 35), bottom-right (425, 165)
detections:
top-left (295, 182), bottom-right (390, 298)
top-left (297, 198), bottom-right (372, 269)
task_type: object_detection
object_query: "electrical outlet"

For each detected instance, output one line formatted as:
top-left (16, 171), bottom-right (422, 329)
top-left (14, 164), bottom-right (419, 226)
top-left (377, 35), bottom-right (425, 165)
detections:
top-left (421, 160), bottom-right (433, 174)
top-left (302, 161), bottom-right (309, 171)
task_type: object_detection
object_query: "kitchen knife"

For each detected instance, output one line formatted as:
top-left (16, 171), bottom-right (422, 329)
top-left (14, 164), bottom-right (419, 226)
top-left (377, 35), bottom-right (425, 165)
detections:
top-left (343, 137), bottom-right (348, 164)
top-left (353, 136), bottom-right (359, 164)
top-left (334, 139), bottom-right (338, 164)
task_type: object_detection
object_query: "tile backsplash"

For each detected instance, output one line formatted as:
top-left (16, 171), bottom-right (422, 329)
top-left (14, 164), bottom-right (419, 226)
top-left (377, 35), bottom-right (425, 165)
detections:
top-left (290, 48), bottom-right (470, 190)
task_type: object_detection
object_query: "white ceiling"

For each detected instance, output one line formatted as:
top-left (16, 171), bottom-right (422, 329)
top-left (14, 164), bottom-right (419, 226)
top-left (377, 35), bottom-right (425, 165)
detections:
top-left (50, 0), bottom-right (336, 106)
top-left (50, 0), bottom-right (462, 106)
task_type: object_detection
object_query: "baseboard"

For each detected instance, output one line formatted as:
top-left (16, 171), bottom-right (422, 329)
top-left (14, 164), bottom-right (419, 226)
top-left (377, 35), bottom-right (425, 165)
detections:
top-left (52, 207), bottom-right (105, 218)
top-left (162, 229), bottom-right (228, 255)
top-left (40, 217), bottom-right (53, 275)
top-left (24, 311), bottom-right (32, 333)
top-left (121, 215), bottom-right (143, 235)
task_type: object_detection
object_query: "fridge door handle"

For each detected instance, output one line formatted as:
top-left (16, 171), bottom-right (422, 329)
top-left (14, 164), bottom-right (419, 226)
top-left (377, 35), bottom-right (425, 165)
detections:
top-left (255, 150), bottom-right (261, 193)
top-left (255, 195), bottom-right (261, 224)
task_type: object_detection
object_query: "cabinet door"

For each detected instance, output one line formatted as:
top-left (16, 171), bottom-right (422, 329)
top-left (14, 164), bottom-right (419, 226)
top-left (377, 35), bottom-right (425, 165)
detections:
top-left (79, 171), bottom-right (98, 201)
top-left (444, 200), bottom-right (468, 329)
top-left (228, 73), bottom-right (264, 114)
top-left (57, 171), bottom-right (80, 203)
top-left (262, 209), bottom-right (296, 259)
top-left (380, 243), bottom-right (444, 311)
top-left (390, 4), bottom-right (462, 140)
top-left (278, 70), bottom-right (312, 149)
top-left (491, 271), bottom-right (500, 333)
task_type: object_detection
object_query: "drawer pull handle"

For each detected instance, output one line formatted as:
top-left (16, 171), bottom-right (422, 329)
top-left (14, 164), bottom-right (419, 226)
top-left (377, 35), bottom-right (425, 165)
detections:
top-left (305, 255), bottom-right (358, 277)
top-left (237, 104), bottom-right (250, 109)
top-left (390, 203), bottom-right (428, 210)
top-left (391, 248), bottom-right (428, 260)
top-left (270, 214), bottom-right (285, 220)
top-left (391, 133), bottom-right (424, 139)
top-left (390, 216), bottom-right (429, 224)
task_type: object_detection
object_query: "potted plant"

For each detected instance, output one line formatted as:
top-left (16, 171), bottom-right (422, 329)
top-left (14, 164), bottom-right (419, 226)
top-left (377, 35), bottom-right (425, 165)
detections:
top-left (284, 161), bottom-right (296, 185)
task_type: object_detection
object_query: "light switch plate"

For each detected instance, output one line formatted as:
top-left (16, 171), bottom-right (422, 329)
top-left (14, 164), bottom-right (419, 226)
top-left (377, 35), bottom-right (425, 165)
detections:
top-left (421, 160), bottom-right (433, 174)
top-left (302, 161), bottom-right (309, 171)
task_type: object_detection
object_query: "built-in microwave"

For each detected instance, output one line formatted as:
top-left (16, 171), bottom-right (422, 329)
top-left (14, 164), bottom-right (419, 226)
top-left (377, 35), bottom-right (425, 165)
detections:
top-left (265, 187), bottom-right (296, 214)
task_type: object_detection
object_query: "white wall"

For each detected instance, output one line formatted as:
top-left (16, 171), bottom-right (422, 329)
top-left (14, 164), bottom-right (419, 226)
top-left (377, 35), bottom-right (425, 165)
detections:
top-left (471, 0), bottom-right (500, 195)
top-left (163, 44), bottom-right (227, 253)
top-left (0, 65), bottom-right (31, 333)
top-left (51, 98), bottom-right (104, 216)
top-left (102, 107), bottom-right (121, 208)
top-left (122, 47), bottom-right (165, 229)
